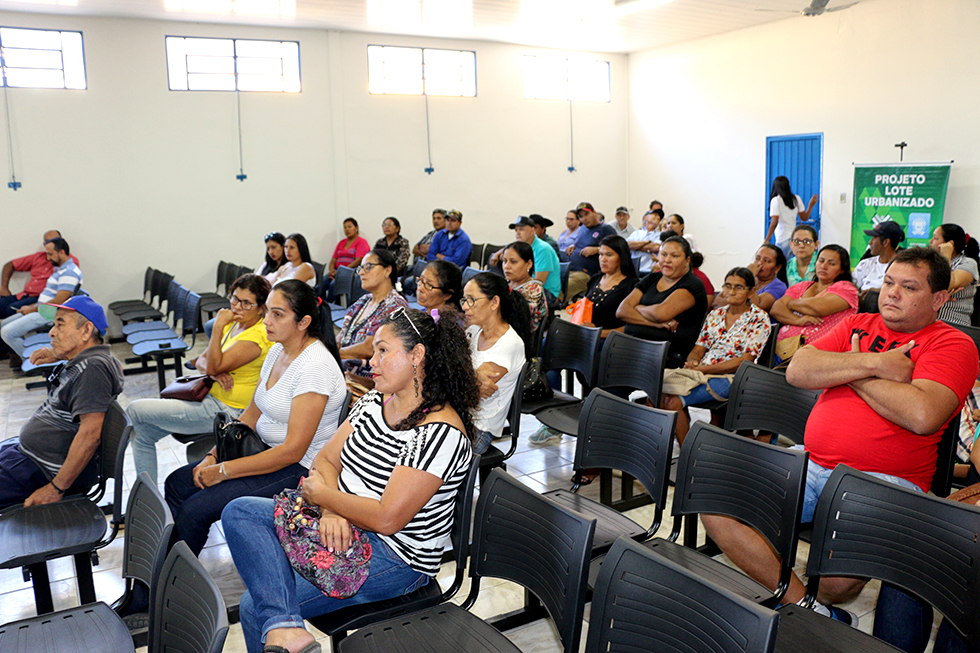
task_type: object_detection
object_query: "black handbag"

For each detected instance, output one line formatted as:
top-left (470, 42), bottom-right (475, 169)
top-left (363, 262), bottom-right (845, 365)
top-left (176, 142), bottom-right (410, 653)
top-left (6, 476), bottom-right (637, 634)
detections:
top-left (213, 412), bottom-right (270, 462)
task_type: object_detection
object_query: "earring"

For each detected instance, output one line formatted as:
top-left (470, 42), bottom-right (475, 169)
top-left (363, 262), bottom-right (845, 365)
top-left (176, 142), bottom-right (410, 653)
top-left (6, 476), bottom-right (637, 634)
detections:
top-left (413, 363), bottom-right (419, 397)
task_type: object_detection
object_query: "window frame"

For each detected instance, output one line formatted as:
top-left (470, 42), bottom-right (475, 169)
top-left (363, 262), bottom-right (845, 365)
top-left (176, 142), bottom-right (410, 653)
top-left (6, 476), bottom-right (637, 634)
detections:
top-left (522, 54), bottom-right (611, 104)
top-left (0, 25), bottom-right (87, 90)
top-left (164, 35), bottom-right (302, 93)
top-left (366, 44), bottom-right (478, 98)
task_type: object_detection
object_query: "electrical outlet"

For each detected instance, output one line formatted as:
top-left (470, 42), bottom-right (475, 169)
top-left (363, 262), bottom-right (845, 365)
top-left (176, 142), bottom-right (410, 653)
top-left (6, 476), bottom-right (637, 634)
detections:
top-left (839, 192), bottom-right (847, 203)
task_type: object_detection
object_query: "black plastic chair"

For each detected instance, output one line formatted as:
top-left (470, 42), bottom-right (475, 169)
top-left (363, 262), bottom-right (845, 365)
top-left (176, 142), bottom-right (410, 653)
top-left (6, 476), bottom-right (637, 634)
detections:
top-left (130, 291), bottom-right (201, 390)
top-left (150, 541), bottom-right (229, 653)
top-left (461, 266), bottom-right (480, 287)
top-left (480, 244), bottom-right (501, 270)
top-left (723, 362), bottom-right (822, 445)
top-left (307, 456), bottom-right (481, 650)
top-left (468, 242), bottom-right (485, 268)
top-left (774, 465), bottom-right (980, 653)
top-left (113, 271), bottom-right (172, 324)
top-left (478, 361), bottom-right (530, 483)
top-left (559, 261), bottom-right (570, 302)
top-left (522, 318), bottom-right (601, 415)
top-left (198, 261), bottom-right (231, 312)
top-left (642, 421), bottom-right (809, 606)
top-left (534, 331), bottom-right (668, 436)
top-left (0, 401), bottom-right (131, 614)
top-left (587, 537), bottom-right (779, 653)
top-left (757, 326), bottom-right (780, 368)
top-left (336, 469), bottom-right (596, 653)
top-left (108, 266), bottom-right (156, 312)
top-left (945, 319), bottom-right (980, 362)
top-left (544, 389), bottom-right (675, 570)
top-left (123, 280), bottom-right (186, 338)
top-left (931, 413), bottom-right (962, 498)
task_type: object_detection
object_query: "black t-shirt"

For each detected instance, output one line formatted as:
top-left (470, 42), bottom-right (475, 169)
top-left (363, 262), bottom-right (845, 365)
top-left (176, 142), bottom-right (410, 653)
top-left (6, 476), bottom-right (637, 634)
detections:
top-left (624, 271), bottom-right (708, 359)
top-left (585, 274), bottom-right (636, 329)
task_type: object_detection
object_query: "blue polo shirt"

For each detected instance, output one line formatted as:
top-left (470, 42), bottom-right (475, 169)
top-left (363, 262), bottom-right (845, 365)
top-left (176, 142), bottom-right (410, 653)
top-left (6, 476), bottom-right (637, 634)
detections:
top-left (569, 223), bottom-right (616, 275)
top-left (426, 228), bottom-right (473, 268)
top-left (531, 236), bottom-right (561, 297)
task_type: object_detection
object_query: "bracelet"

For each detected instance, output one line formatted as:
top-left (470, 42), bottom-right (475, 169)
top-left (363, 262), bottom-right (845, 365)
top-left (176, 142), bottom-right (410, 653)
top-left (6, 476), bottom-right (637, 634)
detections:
top-left (50, 479), bottom-right (67, 494)
top-left (219, 462), bottom-right (229, 479)
top-left (205, 452), bottom-right (217, 462)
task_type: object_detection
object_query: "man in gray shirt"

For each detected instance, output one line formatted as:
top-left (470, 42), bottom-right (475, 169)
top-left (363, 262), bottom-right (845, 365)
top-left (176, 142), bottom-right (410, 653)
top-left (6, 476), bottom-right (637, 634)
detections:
top-left (0, 295), bottom-right (123, 509)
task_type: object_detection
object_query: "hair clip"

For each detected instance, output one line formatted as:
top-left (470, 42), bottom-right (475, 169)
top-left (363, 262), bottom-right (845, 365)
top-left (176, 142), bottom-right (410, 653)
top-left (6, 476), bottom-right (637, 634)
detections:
top-left (431, 308), bottom-right (440, 323)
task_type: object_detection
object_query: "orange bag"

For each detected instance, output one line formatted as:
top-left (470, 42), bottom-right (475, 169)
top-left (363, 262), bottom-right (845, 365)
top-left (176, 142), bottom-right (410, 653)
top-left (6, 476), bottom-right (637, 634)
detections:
top-left (565, 297), bottom-right (593, 325)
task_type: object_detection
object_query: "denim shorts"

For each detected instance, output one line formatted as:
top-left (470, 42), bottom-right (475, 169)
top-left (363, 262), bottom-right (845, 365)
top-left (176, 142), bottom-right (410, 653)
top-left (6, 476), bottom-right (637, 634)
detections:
top-left (794, 445), bottom-right (922, 524)
top-left (680, 378), bottom-right (733, 407)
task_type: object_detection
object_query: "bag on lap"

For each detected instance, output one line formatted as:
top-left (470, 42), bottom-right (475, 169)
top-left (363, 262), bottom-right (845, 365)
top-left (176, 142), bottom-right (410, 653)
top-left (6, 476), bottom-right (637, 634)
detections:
top-left (213, 411), bottom-right (270, 462)
top-left (160, 374), bottom-right (214, 402)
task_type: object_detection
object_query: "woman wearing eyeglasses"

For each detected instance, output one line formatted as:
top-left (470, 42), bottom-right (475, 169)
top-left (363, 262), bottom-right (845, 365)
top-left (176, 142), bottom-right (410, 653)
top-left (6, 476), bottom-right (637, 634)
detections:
top-left (660, 267), bottom-right (772, 444)
top-left (127, 274), bottom-right (274, 484)
top-left (462, 272), bottom-right (532, 454)
top-left (415, 260), bottom-right (464, 325)
top-left (338, 249), bottom-right (409, 384)
top-left (786, 225), bottom-right (819, 286)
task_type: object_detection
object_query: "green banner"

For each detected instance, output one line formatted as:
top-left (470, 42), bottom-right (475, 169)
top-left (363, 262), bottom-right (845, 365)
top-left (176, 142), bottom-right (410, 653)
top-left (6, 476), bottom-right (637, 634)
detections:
top-left (851, 163), bottom-right (951, 264)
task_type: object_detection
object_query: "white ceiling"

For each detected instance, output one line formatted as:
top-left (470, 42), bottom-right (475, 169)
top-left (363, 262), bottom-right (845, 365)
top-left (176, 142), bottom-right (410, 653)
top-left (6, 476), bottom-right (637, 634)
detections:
top-left (0, 0), bottom-right (859, 53)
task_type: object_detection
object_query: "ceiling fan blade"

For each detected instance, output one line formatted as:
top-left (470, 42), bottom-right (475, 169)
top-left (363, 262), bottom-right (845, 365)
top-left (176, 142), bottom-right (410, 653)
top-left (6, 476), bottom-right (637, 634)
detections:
top-left (825, 2), bottom-right (860, 12)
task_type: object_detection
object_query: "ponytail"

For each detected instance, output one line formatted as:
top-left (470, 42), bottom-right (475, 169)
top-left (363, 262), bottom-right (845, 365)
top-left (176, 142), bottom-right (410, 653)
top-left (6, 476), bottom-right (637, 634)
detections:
top-left (273, 280), bottom-right (330, 348)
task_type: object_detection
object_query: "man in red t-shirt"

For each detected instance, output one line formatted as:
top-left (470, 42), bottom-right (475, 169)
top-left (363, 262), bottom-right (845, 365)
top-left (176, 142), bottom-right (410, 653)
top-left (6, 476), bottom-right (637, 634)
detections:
top-left (703, 247), bottom-right (978, 622)
top-left (0, 230), bottom-right (63, 319)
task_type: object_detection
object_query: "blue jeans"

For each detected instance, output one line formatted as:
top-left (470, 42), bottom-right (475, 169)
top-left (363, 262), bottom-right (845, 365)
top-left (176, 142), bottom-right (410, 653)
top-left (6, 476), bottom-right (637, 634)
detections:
top-left (204, 317), bottom-right (216, 339)
top-left (164, 460), bottom-right (307, 555)
top-left (0, 311), bottom-right (49, 358)
top-left (0, 438), bottom-right (97, 509)
top-left (222, 496), bottom-right (429, 653)
top-left (681, 378), bottom-right (732, 407)
top-left (473, 429), bottom-right (493, 455)
top-left (0, 295), bottom-right (37, 319)
top-left (127, 394), bottom-right (243, 483)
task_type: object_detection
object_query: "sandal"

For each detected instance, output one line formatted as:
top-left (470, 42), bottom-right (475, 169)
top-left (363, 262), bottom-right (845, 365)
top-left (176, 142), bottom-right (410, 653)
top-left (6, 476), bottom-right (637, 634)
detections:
top-left (261, 642), bottom-right (321, 653)
top-left (571, 469), bottom-right (599, 486)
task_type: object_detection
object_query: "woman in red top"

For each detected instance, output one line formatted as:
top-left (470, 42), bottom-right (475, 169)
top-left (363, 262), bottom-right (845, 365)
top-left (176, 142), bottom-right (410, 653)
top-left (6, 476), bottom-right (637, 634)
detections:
top-left (325, 218), bottom-right (371, 302)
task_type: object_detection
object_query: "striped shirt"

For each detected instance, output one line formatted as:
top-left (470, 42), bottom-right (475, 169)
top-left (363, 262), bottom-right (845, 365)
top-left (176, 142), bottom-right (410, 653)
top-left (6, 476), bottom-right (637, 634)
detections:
top-left (339, 390), bottom-right (472, 576)
top-left (39, 258), bottom-right (82, 303)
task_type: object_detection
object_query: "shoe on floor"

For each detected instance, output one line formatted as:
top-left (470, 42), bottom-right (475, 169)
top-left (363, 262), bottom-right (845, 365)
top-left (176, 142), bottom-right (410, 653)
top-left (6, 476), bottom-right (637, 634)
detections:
top-left (528, 426), bottom-right (562, 445)
top-left (809, 601), bottom-right (857, 627)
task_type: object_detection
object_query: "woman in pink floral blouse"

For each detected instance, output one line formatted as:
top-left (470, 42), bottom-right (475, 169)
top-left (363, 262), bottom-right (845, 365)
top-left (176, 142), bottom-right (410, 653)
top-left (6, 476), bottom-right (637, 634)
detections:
top-left (661, 267), bottom-right (772, 443)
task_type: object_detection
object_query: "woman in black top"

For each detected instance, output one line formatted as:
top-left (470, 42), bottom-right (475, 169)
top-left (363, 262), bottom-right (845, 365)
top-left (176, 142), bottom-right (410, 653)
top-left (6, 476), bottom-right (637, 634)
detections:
top-left (583, 235), bottom-right (637, 337)
top-left (616, 235), bottom-right (708, 366)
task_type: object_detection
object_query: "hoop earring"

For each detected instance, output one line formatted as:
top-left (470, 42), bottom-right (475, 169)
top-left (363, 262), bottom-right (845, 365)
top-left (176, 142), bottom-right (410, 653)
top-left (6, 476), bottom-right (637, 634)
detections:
top-left (413, 363), bottom-right (419, 397)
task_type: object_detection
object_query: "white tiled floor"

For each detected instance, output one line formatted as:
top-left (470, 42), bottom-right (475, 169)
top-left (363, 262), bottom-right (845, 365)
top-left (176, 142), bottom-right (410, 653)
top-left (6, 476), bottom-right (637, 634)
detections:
top-left (0, 342), bottom-right (941, 652)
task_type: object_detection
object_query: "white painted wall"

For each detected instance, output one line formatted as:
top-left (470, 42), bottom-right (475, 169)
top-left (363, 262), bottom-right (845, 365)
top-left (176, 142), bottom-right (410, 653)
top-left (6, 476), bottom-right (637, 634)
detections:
top-left (627, 0), bottom-right (980, 285)
top-left (0, 12), bottom-right (628, 310)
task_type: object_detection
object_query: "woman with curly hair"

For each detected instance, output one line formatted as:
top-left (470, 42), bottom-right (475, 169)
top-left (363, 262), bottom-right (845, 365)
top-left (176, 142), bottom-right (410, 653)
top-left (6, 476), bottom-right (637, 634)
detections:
top-left (222, 308), bottom-right (479, 653)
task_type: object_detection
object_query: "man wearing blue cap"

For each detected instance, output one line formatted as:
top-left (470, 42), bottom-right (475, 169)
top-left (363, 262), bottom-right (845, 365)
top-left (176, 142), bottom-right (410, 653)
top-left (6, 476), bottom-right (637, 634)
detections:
top-left (0, 296), bottom-right (124, 509)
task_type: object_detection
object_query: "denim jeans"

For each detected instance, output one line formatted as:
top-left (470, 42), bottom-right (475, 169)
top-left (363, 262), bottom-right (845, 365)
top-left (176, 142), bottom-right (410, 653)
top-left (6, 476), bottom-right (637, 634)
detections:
top-left (127, 394), bottom-right (243, 483)
top-left (0, 312), bottom-right (49, 358)
top-left (222, 496), bottom-right (429, 653)
top-left (0, 295), bottom-right (37, 319)
top-left (164, 460), bottom-right (307, 555)
top-left (203, 317), bottom-right (216, 339)
top-left (681, 377), bottom-right (733, 407)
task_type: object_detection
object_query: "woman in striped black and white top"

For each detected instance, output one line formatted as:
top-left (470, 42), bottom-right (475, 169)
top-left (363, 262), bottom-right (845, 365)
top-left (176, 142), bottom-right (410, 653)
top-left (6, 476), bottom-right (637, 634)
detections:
top-left (223, 308), bottom-right (479, 653)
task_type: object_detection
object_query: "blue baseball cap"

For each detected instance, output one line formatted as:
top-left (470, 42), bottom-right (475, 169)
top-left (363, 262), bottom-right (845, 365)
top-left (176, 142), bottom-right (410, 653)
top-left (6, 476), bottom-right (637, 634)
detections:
top-left (39, 295), bottom-right (109, 336)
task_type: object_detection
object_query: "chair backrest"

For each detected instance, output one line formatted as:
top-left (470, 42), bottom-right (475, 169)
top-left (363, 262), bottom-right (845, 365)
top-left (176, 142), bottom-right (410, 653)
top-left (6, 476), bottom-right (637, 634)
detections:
top-left (595, 331), bottom-right (669, 403)
top-left (945, 320), bottom-right (980, 366)
top-left (143, 267), bottom-right (155, 298)
top-left (215, 261), bottom-right (229, 293)
top-left (756, 327), bottom-right (780, 369)
top-left (673, 421), bottom-right (808, 599)
top-left (182, 291), bottom-right (203, 344)
top-left (468, 470), bottom-right (595, 653)
top-left (166, 281), bottom-right (188, 325)
top-left (311, 261), bottom-right (325, 289)
top-left (461, 266), bottom-right (480, 286)
top-left (587, 537), bottom-right (779, 653)
top-left (222, 262), bottom-right (241, 293)
top-left (532, 311), bottom-right (548, 357)
top-left (237, 264), bottom-right (252, 280)
top-left (469, 243), bottom-right (485, 268)
top-left (337, 389), bottom-right (354, 427)
top-left (152, 271), bottom-right (174, 306)
top-left (150, 541), bottom-right (228, 653)
top-left (932, 413), bottom-right (961, 498)
top-left (541, 319), bottom-right (602, 390)
top-left (442, 455), bottom-right (481, 599)
top-left (480, 244), bottom-right (500, 269)
top-left (350, 268), bottom-right (367, 304)
top-left (333, 265), bottom-right (356, 306)
top-left (121, 472), bottom-right (174, 590)
top-left (559, 261), bottom-right (570, 299)
top-left (807, 466), bottom-right (980, 648)
top-left (491, 362), bottom-right (532, 461)
top-left (95, 402), bottom-right (132, 520)
top-left (723, 362), bottom-right (821, 444)
top-left (575, 389), bottom-right (675, 537)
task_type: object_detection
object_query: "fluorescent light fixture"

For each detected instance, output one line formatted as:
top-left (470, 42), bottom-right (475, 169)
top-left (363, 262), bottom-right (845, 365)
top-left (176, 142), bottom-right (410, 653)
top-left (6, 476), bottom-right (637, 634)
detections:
top-left (5, 0), bottom-right (78, 5)
top-left (613, 0), bottom-right (674, 17)
top-left (163, 0), bottom-right (295, 16)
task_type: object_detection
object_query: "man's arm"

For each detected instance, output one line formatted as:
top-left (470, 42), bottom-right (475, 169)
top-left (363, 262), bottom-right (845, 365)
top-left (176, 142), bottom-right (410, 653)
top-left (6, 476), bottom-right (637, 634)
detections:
top-left (849, 377), bottom-right (960, 435)
top-left (785, 336), bottom-right (915, 390)
top-left (18, 289), bottom-right (72, 315)
top-left (0, 261), bottom-right (14, 295)
top-left (24, 411), bottom-right (104, 506)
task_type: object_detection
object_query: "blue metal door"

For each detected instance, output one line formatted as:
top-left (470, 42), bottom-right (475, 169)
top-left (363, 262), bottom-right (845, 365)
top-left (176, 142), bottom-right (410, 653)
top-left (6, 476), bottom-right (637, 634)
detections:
top-left (765, 133), bottom-right (823, 241)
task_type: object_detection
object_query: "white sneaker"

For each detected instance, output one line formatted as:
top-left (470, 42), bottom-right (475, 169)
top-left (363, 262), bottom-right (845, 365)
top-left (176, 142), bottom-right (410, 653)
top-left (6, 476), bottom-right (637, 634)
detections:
top-left (528, 426), bottom-right (562, 445)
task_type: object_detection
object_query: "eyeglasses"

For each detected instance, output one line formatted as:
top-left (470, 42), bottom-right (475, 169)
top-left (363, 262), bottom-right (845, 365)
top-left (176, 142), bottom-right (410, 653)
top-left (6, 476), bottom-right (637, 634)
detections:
top-left (460, 295), bottom-right (488, 309)
top-left (792, 238), bottom-right (815, 246)
top-left (722, 284), bottom-right (749, 292)
top-left (417, 276), bottom-right (443, 292)
top-left (229, 296), bottom-right (257, 310)
top-left (390, 306), bottom-right (422, 340)
top-left (356, 262), bottom-right (379, 274)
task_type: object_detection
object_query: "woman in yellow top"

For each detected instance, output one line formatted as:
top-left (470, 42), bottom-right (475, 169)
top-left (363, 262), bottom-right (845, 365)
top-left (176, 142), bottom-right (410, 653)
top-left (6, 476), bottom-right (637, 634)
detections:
top-left (127, 274), bottom-right (274, 483)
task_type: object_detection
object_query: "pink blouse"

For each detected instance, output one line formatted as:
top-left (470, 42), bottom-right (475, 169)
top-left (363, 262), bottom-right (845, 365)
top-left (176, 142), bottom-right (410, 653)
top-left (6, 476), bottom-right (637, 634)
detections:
top-left (777, 280), bottom-right (858, 343)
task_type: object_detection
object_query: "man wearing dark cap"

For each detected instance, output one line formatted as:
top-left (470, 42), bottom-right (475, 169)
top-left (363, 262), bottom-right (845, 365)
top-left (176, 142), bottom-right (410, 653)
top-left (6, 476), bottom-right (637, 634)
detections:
top-left (853, 221), bottom-right (905, 301)
top-left (0, 296), bottom-right (124, 508)
top-left (487, 216), bottom-right (561, 298)
top-left (611, 206), bottom-right (636, 238)
top-left (529, 214), bottom-right (560, 255)
top-left (566, 202), bottom-right (616, 301)
top-left (426, 209), bottom-right (472, 268)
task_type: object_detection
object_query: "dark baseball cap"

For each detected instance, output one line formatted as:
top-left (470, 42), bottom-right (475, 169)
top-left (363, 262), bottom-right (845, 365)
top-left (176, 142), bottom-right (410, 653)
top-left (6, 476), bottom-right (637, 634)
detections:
top-left (863, 221), bottom-right (906, 243)
top-left (39, 295), bottom-right (109, 336)
top-left (615, 206), bottom-right (629, 215)
top-left (509, 216), bottom-right (535, 229)
top-left (576, 202), bottom-right (595, 213)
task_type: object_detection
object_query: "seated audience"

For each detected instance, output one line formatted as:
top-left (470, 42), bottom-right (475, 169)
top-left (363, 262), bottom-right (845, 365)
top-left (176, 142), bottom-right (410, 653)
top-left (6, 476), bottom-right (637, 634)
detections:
top-left (853, 221), bottom-right (904, 301)
top-left (1, 237), bottom-right (82, 361)
top-left (222, 308), bottom-right (478, 653)
top-left (257, 232), bottom-right (287, 284)
top-left (411, 208), bottom-right (447, 265)
top-left (661, 267), bottom-right (771, 443)
top-left (626, 209), bottom-right (663, 274)
top-left (462, 273), bottom-right (531, 455)
top-left (426, 209), bottom-right (472, 268)
top-left (0, 296), bottom-right (122, 509)
top-left (338, 248), bottom-right (409, 380)
top-left (556, 209), bottom-right (582, 254)
top-left (929, 223), bottom-right (979, 326)
top-left (327, 218), bottom-right (371, 290)
top-left (530, 213), bottom-right (560, 255)
top-left (567, 202), bottom-right (617, 301)
top-left (715, 244), bottom-right (787, 313)
top-left (128, 274), bottom-right (273, 483)
top-left (500, 241), bottom-right (547, 332)
top-left (786, 225), bottom-right (819, 286)
top-left (488, 216), bottom-right (561, 299)
top-left (415, 260), bottom-right (463, 325)
top-left (0, 229), bottom-right (74, 319)
top-left (770, 244), bottom-right (858, 358)
top-left (617, 235), bottom-right (708, 368)
top-left (702, 248), bottom-right (977, 634)
top-left (690, 252), bottom-right (715, 306)
top-left (165, 281), bottom-right (346, 555)
top-left (663, 213), bottom-right (699, 252)
top-left (374, 216), bottom-right (411, 275)
top-left (611, 206), bottom-right (635, 238)
top-left (270, 233), bottom-right (316, 288)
